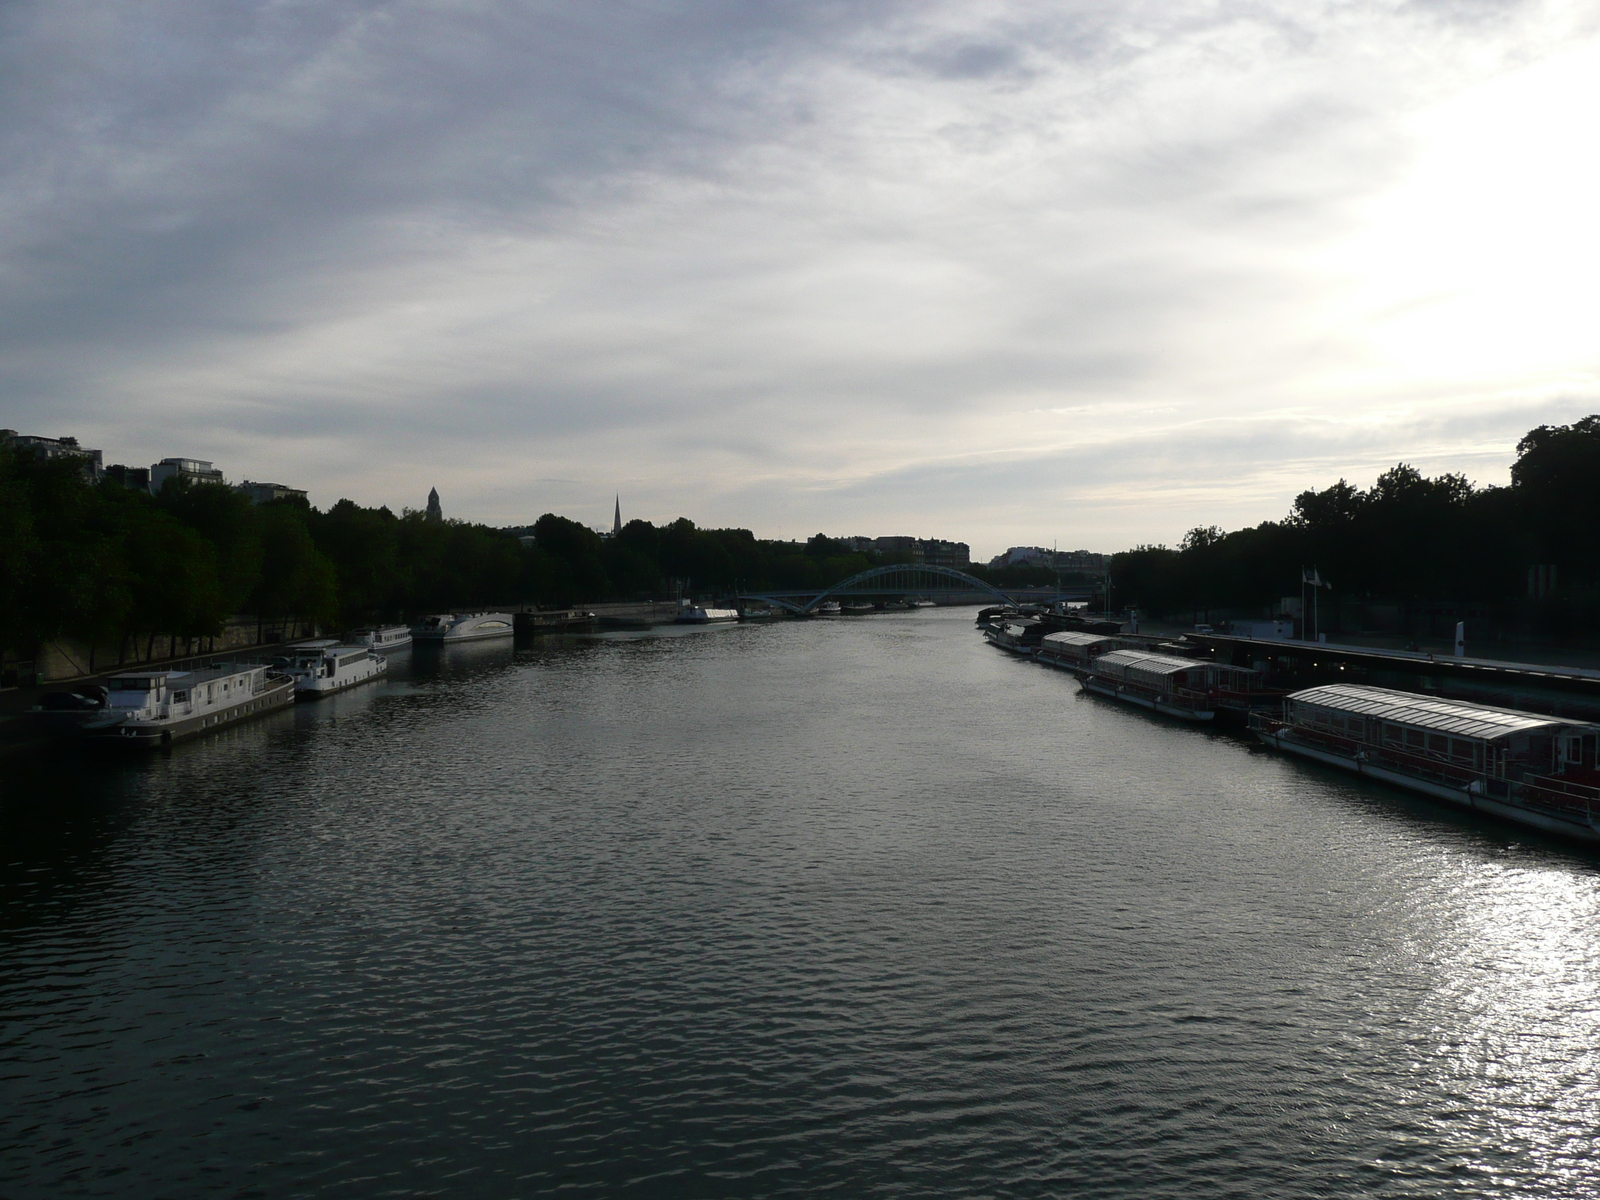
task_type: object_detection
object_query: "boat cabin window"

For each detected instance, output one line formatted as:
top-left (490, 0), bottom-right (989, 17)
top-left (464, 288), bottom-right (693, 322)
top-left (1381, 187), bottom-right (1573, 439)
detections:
top-left (1427, 734), bottom-right (1448, 756)
top-left (1403, 729), bottom-right (1425, 749)
top-left (172, 690), bottom-right (188, 702)
top-left (109, 678), bottom-right (156, 691)
top-left (1382, 724), bottom-right (1403, 748)
top-left (1449, 739), bottom-right (1474, 763)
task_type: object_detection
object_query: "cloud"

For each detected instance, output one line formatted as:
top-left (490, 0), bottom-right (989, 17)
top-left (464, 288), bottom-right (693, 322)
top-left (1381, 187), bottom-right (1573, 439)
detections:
top-left (2, 0), bottom-right (1597, 556)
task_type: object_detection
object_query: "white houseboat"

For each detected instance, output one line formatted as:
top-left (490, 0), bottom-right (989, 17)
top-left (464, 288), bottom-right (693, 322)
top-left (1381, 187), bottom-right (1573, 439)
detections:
top-left (676, 603), bottom-right (739, 624)
top-left (411, 612), bottom-right (516, 643)
top-left (1252, 684), bottom-right (1600, 843)
top-left (283, 644), bottom-right (388, 697)
top-left (983, 618), bottom-right (1042, 655)
top-left (87, 664), bottom-right (295, 748)
top-left (1077, 649), bottom-right (1259, 721)
top-left (353, 625), bottom-right (412, 652)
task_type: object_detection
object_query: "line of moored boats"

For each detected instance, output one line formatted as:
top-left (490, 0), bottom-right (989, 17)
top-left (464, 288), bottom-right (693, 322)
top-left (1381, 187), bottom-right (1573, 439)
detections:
top-left (981, 606), bottom-right (1600, 845)
top-left (35, 611), bottom-right (519, 750)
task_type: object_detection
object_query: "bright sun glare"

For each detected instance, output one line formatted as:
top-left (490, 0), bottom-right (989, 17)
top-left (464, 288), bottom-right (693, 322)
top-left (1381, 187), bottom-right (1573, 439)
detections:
top-left (1345, 40), bottom-right (1600, 383)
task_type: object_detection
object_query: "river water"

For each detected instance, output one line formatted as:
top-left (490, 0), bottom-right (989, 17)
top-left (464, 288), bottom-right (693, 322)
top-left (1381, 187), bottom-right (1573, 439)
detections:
top-left (4, 608), bottom-right (1600, 1199)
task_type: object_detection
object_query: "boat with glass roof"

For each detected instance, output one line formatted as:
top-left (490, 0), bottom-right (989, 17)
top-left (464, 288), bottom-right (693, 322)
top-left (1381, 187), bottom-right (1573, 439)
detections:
top-left (1076, 649), bottom-right (1262, 721)
top-left (1251, 683), bottom-right (1600, 842)
top-left (1035, 630), bottom-right (1122, 671)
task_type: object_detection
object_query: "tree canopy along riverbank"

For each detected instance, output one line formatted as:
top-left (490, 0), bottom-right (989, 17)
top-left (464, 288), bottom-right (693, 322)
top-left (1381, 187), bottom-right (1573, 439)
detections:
top-left (0, 451), bottom-right (1052, 670)
top-left (9, 413), bottom-right (1596, 671)
top-left (1111, 416), bottom-right (1600, 636)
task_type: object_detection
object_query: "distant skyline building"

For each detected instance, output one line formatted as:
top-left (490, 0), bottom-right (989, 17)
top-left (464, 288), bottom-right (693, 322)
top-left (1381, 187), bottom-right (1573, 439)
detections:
top-left (834, 534), bottom-right (970, 567)
top-left (236, 480), bottom-right (308, 505)
top-left (150, 457), bottom-right (224, 491)
top-left (103, 463), bottom-right (150, 491)
top-left (1, 430), bottom-right (103, 478)
top-left (913, 539), bottom-right (970, 569)
top-left (426, 487), bottom-right (443, 521)
top-left (988, 547), bottom-right (1107, 573)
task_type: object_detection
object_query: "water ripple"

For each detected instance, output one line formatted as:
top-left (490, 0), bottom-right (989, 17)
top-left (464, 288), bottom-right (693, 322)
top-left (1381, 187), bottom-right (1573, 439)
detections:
top-left (4, 613), bottom-right (1600, 1197)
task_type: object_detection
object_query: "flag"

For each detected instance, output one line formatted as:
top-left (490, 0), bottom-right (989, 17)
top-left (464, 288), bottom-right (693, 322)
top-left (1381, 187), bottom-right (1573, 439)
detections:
top-left (1302, 567), bottom-right (1332, 589)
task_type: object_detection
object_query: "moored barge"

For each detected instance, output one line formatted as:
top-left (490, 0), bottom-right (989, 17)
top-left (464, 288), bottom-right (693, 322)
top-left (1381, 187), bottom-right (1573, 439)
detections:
top-left (1077, 650), bottom-right (1261, 721)
top-left (86, 664), bottom-right (295, 748)
top-left (353, 625), bottom-right (412, 651)
top-left (676, 603), bottom-right (740, 624)
top-left (412, 612), bottom-right (515, 643)
top-left (282, 644), bottom-right (388, 698)
top-left (1251, 684), bottom-right (1600, 843)
top-left (1035, 630), bottom-right (1122, 672)
top-left (983, 618), bottom-right (1042, 655)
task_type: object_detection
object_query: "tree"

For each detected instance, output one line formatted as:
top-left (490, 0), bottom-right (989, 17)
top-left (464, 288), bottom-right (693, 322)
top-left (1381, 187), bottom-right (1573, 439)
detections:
top-left (155, 479), bottom-right (264, 614)
top-left (253, 503), bottom-right (339, 628)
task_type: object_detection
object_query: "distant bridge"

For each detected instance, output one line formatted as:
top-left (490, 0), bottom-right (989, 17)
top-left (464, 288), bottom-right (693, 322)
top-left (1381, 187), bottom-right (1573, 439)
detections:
top-left (739, 564), bottom-right (1098, 616)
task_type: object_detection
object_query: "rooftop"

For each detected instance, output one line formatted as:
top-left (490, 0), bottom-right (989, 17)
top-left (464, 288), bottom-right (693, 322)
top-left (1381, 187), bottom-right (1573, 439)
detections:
top-left (1096, 649), bottom-right (1208, 676)
top-left (1042, 631), bottom-right (1120, 647)
top-left (1289, 683), bottom-right (1586, 741)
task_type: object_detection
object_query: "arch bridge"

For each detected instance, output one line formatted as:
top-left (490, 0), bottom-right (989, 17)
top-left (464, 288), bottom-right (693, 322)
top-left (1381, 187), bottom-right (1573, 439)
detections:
top-left (739, 564), bottom-right (1098, 616)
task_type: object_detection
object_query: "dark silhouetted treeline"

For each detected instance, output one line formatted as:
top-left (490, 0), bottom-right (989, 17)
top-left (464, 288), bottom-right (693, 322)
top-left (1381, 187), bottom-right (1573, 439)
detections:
top-left (1111, 416), bottom-right (1600, 632)
top-left (13, 412), bottom-right (1593, 665)
top-left (0, 452), bottom-right (937, 662)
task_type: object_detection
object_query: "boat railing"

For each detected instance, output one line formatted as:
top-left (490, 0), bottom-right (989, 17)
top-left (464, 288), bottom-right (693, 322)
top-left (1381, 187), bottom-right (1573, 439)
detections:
top-left (1269, 724), bottom-right (1599, 821)
top-left (1514, 775), bottom-right (1600, 820)
top-left (1522, 773), bottom-right (1600, 801)
top-left (1274, 724), bottom-right (1485, 788)
top-left (1505, 783), bottom-right (1593, 821)
top-left (1091, 675), bottom-right (1211, 712)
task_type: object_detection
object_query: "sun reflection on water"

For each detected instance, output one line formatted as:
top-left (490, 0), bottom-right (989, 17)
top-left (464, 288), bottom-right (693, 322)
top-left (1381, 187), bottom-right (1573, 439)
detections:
top-left (1407, 854), bottom-right (1600, 1190)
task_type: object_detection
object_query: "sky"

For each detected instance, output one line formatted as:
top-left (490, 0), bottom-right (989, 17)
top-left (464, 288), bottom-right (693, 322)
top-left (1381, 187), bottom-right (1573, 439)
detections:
top-left (3, 0), bottom-right (1598, 559)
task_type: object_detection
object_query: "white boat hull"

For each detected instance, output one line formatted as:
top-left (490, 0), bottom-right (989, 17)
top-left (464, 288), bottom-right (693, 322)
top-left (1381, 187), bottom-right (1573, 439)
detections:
top-left (294, 655), bottom-right (388, 697)
top-left (95, 675), bottom-right (296, 748)
top-left (356, 628), bottom-right (413, 652)
top-left (412, 613), bottom-right (516, 642)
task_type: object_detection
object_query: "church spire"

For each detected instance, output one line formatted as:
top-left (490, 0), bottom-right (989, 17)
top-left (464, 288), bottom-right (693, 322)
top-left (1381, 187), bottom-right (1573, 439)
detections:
top-left (613, 494), bottom-right (621, 537)
top-left (426, 487), bottom-right (442, 522)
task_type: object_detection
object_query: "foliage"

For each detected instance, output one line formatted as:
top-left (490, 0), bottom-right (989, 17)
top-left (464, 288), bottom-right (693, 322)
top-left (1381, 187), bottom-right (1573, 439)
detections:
top-left (12, 411), bottom-right (1598, 656)
top-left (0, 452), bottom-right (920, 655)
top-left (1106, 436), bottom-right (1566, 618)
